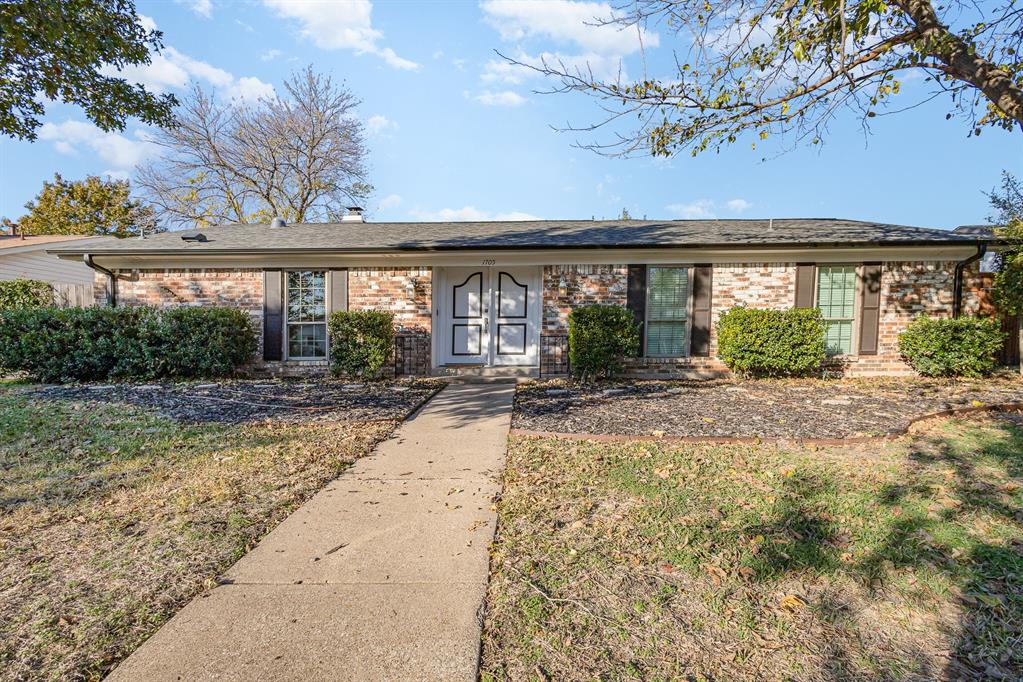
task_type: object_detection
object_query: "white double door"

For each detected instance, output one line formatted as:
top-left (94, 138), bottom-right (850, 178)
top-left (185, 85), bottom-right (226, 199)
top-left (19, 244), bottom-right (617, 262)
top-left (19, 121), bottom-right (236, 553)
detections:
top-left (437, 266), bottom-right (540, 367)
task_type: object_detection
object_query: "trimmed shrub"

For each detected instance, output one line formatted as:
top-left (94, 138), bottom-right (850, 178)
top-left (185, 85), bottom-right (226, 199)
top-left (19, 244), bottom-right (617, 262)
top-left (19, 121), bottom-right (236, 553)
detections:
top-left (0, 305), bottom-right (257, 382)
top-left (568, 304), bottom-right (640, 381)
top-left (0, 278), bottom-right (53, 308)
top-left (716, 307), bottom-right (827, 377)
top-left (328, 310), bottom-right (395, 380)
top-left (898, 316), bottom-right (1004, 378)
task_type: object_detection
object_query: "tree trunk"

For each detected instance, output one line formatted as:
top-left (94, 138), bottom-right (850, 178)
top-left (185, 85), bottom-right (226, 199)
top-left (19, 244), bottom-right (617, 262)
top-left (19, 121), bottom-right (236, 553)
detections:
top-left (896, 0), bottom-right (1023, 127)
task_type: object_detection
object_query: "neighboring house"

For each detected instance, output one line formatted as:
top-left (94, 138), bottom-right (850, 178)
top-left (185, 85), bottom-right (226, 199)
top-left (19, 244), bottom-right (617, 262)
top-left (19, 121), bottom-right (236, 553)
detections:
top-left (1, 234), bottom-right (108, 306)
top-left (51, 213), bottom-right (999, 377)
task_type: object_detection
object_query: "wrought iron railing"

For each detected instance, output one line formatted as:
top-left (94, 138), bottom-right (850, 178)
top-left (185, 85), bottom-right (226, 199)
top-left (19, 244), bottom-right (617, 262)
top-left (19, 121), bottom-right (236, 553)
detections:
top-left (539, 334), bottom-right (570, 377)
top-left (394, 333), bottom-right (429, 376)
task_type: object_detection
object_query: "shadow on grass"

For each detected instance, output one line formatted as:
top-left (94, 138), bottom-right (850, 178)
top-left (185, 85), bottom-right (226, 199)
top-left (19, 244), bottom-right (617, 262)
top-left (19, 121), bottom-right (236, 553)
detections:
top-left (741, 418), bottom-right (1023, 679)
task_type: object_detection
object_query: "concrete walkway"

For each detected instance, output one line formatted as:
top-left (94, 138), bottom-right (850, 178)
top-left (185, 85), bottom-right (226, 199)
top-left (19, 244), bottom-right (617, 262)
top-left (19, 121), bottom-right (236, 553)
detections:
top-left (108, 383), bottom-right (514, 681)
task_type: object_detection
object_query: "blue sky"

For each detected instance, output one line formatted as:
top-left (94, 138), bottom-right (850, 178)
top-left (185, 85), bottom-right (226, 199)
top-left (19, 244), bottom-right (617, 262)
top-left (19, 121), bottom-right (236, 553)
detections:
top-left (1, 0), bottom-right (1020, 229)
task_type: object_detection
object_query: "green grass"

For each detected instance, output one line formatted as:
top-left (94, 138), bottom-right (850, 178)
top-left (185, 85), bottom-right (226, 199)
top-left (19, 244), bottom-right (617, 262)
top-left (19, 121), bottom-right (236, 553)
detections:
top-left (482, 415), bottom-right (1023, 681)
top-left (0, 388), bottom-right (395, 681)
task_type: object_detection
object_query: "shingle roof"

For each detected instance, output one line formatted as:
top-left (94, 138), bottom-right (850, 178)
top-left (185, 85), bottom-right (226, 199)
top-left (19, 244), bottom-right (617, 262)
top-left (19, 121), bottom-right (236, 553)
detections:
top-left (49, 218), bottom-right (985, 255)
top-left (0, 234), bottom-right (106, 251)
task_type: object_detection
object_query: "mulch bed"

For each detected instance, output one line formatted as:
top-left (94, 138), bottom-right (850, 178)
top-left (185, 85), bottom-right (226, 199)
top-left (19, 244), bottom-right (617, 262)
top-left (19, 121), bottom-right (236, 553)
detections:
top-left (27, 378), bottom-right (444, 425)
top-left (513, 375), bottom-right (1023, 440)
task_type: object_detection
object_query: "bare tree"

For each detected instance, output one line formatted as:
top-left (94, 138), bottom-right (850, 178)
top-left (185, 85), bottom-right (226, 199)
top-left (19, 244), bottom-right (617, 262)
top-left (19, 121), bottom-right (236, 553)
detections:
top-left (138, 66), bottom-right (371, 227)
top-left (507, 0), bottom-right (1023, 157)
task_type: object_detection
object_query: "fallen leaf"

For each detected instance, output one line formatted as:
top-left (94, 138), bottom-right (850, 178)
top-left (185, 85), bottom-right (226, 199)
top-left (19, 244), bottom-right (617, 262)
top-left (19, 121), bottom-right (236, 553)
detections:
top-left (779, 594), bottom-right (806, 612)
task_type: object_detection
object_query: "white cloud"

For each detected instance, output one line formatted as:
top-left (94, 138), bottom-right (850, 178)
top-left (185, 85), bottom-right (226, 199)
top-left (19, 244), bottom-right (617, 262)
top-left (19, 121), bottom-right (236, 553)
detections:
top-left (666, 200), bottom-right (716, 219)
top-left (102, 169), bottom-right (131, 181)
top-left (177, 0), bottom-right (212, 17)
top-left (726, 198), bottom-right (753, 213)
top-left (108, 17), bottom-right (273, 105)
top-left (260, 49), bottom-right (284, 62)
top-left (481, 0), bottom-right (658, 56)
top-left (378, 193), bottom-right (403, 211)
top-left (225, 76), bottom-right (275, 103)
top-left (432, 50), bottom-right (444, 59)
top-left (475, 90), bottom-right (527, 106)
top-left (409, 206), bottom-right (539, 221)
top-left (39, 120), bottom-right (157, 171)
top-left (262, 0), bottom-right (420, 70)
top-left (366, 114), bottom-right (398, 135)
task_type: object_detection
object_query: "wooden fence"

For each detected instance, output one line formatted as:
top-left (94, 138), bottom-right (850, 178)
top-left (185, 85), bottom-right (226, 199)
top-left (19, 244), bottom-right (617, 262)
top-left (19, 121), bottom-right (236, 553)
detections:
top-left (51, 283), bottom-right (95, 307)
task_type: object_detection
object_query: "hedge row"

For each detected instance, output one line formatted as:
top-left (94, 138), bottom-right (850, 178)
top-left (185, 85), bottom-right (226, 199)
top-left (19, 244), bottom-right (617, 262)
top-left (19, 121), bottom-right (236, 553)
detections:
top-left (0, 306), bottom-right (257, 383)
top-left (0, 278), bottom-right (53, 309)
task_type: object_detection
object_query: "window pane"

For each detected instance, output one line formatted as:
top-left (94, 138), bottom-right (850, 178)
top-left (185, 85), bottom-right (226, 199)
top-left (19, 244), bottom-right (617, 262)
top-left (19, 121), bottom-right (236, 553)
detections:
top-left (288, 323), bottom-right (326, 358)
top-left (645, 267), bottom-right (689, 357)
top-left (824, 320), bottom-right (853, 355)
top-left (647, 321), bottom-right (687, 356)
top-left (286, 270), bottom-right (326, 323)
top-left (817, 265), bottom-right (856, 355)
top-left (648, 267), bottom-right (688, 321)
top-left (817, 266), bottom-right (856, 320)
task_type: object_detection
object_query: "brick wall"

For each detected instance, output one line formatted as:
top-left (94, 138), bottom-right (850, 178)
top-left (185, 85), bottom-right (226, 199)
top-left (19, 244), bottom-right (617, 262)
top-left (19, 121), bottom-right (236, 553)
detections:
top-left (542, 265), bottom-right (628, 332)
top-left (348, 267), bottom-right (432, 375)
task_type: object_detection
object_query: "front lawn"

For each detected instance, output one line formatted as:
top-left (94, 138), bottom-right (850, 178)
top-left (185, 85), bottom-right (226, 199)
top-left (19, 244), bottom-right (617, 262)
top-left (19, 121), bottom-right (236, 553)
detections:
top-left (482, 414), bottom-right (1023, 680)
top-left (0, 384), bottom-right (421, 681)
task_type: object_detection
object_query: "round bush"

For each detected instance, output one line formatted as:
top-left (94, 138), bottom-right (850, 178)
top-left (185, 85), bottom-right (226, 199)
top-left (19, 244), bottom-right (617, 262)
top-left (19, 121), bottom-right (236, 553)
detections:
top-left (0, 305), bottom-right (257, 383)
top-left (898, 316), bottom-right (1004, 378)
top-left (716, 307), bottom-right (827, 377)
top-left (328, 310), bottom-right (395, 380)
top-left (568, 304), bottom-right (640, 381)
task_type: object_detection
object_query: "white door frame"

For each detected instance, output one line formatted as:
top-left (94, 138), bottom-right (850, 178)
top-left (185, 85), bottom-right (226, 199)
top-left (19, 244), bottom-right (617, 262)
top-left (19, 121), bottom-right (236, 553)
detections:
top-left (433, 265), bottom-right (541, 368)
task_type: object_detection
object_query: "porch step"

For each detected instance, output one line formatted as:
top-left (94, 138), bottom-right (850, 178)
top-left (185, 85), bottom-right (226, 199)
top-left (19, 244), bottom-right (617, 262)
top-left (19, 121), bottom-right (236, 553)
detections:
top-left (433, 366), bottom-right (539, 382)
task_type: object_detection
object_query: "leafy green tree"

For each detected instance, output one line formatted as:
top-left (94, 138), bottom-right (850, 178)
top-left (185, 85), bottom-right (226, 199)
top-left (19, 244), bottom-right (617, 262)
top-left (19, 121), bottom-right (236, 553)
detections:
top-left (990, 172), bottom-right (1023, 315)
top-left (7, 173), bottom-right (157, 238)
top-left (0, 0), bottom-right (177, 140)
top-left (513, 0), bottom-right (1022, 156)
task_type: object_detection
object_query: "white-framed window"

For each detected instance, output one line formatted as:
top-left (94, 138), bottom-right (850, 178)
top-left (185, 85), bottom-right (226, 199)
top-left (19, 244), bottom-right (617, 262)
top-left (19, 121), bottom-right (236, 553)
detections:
top-left (816, 265), bottom-right (857, 355)
top-left (646, 266), bottom-right (690, 357)
top-left (286, 270), bottom-right (327, 359)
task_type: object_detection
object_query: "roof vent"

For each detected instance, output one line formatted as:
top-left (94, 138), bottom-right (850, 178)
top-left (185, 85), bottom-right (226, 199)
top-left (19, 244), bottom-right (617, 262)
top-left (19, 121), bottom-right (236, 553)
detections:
top-left (180, 231), bottom-right (207, 242)
top-left (342, 206), bottom-right (365, 223)
top-left (270, 217), bottom-right (287, 229)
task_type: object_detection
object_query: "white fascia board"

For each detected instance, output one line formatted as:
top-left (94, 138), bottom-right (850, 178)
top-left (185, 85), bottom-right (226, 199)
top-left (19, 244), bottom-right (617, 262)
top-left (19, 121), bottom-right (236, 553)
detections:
top-left (82, 244), bottom-right (980, 271)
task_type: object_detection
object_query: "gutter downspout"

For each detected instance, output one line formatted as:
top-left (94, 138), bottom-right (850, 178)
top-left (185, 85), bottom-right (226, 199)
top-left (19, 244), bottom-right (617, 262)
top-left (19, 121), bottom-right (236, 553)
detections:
top-left (83, 254), bottom-right (117, 307)
top-left (952, 242), bottom-right (987, 318)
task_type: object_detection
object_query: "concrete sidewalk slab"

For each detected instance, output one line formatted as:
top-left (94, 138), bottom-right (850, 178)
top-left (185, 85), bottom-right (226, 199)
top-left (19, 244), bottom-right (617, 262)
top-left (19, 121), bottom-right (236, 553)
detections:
top-left (107, 382), bottom-right (514, 682)
top-left (107, 583), bottom-right (484, 681)
top-left (225, 477), bottom-right (500, 585)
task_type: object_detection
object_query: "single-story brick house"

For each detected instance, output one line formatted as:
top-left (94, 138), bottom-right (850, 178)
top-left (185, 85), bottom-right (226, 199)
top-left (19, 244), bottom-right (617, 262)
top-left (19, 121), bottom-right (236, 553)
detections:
top-left (51, 213), bottom-right (999, 378)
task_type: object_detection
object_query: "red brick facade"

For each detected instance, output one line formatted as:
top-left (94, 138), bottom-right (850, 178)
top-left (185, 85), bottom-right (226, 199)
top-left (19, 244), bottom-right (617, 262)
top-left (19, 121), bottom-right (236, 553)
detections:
top-left (100, 259), bottom-right (997, 378)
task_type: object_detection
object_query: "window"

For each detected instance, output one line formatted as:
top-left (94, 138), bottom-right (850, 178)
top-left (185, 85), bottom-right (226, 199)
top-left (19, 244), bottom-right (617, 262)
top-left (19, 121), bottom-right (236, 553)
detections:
top-left (817, 265), bottom-right (856, 355)
top-left (286, 271), bottom-right (327, 359)
top-left (646, 266), bottom-right (689, 356)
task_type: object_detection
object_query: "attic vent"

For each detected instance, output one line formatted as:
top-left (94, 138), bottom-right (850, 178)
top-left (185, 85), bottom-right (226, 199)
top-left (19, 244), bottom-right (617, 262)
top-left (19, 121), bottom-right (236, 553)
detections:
top-left (270, 217), bottom-right (287, 229)
top-left (180, 231), bottom-right (207, 242)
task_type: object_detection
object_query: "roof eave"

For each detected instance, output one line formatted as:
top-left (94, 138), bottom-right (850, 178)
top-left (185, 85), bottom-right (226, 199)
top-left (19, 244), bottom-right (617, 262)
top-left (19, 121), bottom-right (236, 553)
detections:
top-left (48, 238), bottom-right (987, 258)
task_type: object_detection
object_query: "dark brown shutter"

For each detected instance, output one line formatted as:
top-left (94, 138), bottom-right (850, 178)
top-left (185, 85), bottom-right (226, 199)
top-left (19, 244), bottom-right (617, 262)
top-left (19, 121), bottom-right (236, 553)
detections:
top-left (626, 265), bottom-right (647, 356)
top-left (794, 264), bottom-right (817, 308)
top-left (329, 269), bottom-right (348, 314)
top-left (690, 264), bottom-right (713, 356)
top-left (858, 263), bottom-right (882, 355)
top-left (263, 270), bottom-right (283, 361)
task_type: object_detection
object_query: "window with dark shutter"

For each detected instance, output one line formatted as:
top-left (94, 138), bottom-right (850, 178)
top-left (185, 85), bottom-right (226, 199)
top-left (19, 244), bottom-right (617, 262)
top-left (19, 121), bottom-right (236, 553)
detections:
top-left (794, 264), bottom-right (817, 308)
top-left (690, 265), bottom-right (713, 356)
top-left (263, 270), bottom-right (283, 361)
top-left (626, 265), bottom-right (647, 356)
top-left (858, 263), bottom-right (882, 355)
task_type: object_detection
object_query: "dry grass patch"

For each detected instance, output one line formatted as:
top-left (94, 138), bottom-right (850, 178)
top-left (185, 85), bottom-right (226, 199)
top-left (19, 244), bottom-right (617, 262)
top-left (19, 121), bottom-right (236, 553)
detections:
top-left (482, 414), bottom-right (1023, 681)
top-left (0, 389), bottom-right (398, 681)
